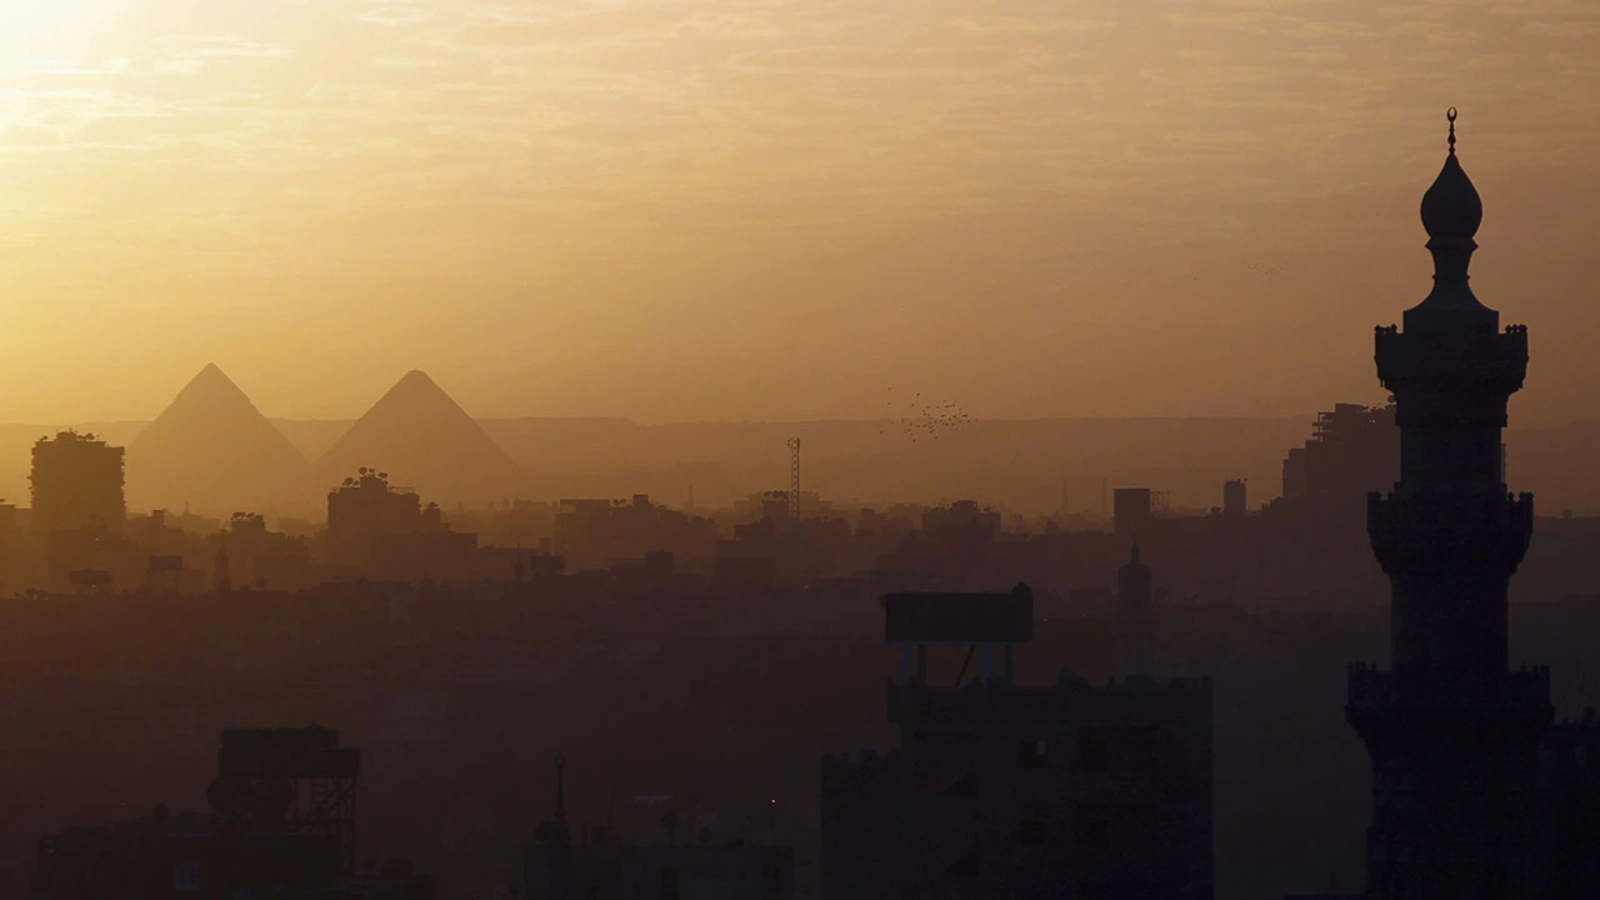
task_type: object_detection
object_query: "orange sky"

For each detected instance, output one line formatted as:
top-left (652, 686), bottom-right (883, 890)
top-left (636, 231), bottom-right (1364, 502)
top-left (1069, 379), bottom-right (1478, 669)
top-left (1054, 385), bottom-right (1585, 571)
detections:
top-left (1, 0), bottom-right (1596, 426)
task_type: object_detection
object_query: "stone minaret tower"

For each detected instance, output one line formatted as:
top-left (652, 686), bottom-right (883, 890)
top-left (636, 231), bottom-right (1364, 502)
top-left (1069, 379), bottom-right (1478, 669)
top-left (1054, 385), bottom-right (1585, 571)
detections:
top-left (1346, 109), bottom-right (1552, 899)
top-left (1113, 540), bottom-right (1157, 680)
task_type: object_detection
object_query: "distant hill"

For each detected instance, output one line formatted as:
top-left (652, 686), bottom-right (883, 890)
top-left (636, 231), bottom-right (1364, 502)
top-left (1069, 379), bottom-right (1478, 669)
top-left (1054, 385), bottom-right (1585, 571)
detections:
top-left (310, 370), bottom-right (527, 507)
top-left (124, 364), bottom-right (313, 517)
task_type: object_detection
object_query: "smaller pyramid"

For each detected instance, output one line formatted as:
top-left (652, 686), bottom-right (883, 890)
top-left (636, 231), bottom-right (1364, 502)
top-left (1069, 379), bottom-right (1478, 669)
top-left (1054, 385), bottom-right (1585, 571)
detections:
top-left (311, 371), bottom-right (527, 506)
top-left (126, 364), bottom-right (313, 516)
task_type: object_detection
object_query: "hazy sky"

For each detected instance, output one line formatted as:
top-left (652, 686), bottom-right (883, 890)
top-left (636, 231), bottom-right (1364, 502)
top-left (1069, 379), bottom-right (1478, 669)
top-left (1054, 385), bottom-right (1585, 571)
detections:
top-left (1, 0), bottom-right (1596, 425)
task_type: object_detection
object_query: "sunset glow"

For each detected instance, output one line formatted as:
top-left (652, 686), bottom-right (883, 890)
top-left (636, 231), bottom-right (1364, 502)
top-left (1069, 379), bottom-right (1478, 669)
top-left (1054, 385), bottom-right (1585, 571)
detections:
top-left (0, 0), bottom-right (1596, 425)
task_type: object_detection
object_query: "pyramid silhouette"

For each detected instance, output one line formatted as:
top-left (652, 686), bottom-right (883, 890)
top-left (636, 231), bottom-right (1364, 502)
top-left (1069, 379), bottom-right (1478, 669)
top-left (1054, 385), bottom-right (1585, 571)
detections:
top-left (312, 370), bottom-right (527, 506)
top-left (126, 364), bottom-right (313, 516)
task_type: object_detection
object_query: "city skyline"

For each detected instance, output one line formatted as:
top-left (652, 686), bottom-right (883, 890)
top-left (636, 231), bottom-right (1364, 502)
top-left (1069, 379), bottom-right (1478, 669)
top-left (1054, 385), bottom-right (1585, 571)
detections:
top-left (2, 1), bottom-right (1598, 426)
top-left (3, 85), bottom-right (1599, 898)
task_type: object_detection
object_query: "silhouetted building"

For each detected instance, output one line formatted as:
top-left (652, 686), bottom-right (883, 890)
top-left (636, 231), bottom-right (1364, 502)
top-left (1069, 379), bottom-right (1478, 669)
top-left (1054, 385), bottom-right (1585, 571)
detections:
top-left (1534, 712), bottom-right (1600, 900)
top-left (921, 500), bottom-right (1002, 541)
top-left (554, 494), bottom-right (718, 574)
top-left (30, 431), bottom-right (125, 536)
top-left (30, 725), bottom-right (431, 900)
top-left (1279, 404), bottom-right (1396, 516)
top-left (31, 808), bottom-right (340, 900)
top-left (222, 511), bottom-right (314, 590)
top-left (525, 759), bottom-right (793, 900)
top-left (326, 469), bottom-right (445, 568)
top-left (821, 584), bottom-right (1212, 899)
top-left (369, 531), bottom-right (479, 583)
top-left (146, 553), bottom-right (185, 593)
top-left (46, 525), bottom-right (139, 592)
top-left (1113, 488), bottom-right (1153, 537)
top-left (1222, 479), bottom-right (1247, 517)
top-left (526, 837), bottom-right (794, 900)
top-left (311, 369), bottom-right (527, 509)
top-left (1345, 114), bottom-right (1551, 899)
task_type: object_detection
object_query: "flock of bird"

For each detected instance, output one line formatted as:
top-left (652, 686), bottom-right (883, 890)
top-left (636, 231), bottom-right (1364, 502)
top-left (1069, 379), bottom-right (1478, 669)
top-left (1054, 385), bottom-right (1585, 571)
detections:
top-left (879, 388), bottom-right (975, 443)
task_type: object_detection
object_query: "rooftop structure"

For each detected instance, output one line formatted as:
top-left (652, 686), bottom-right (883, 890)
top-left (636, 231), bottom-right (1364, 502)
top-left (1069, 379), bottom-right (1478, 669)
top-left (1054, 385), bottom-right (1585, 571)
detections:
top-left (30, 431), bottom-right (125, 536)
top-left (823, 582), bottom-right (1212, 899)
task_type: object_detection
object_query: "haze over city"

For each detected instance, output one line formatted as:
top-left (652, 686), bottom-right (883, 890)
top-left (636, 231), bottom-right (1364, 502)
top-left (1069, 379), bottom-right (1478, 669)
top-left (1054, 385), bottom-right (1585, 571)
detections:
top-left (5, 3), bottom-right (1600, 900)
top-left (2, 0), bottom-right (1598, 424)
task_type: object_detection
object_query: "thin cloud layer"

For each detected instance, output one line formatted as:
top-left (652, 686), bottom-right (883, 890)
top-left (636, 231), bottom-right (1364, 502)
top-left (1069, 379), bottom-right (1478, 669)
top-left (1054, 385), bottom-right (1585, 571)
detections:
top-left (0, 0), bottom-right (1595, 423)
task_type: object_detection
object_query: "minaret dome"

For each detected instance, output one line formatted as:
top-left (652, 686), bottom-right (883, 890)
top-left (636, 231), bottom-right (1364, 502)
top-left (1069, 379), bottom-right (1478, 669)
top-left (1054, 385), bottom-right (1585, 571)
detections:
top-left (1420, 108), bottom-right (1482, 241)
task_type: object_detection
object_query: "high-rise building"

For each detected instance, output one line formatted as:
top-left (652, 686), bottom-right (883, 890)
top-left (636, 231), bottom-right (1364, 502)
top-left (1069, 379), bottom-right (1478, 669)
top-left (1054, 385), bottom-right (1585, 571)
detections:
top-left (325, 469), bottom-right (442, 567)
top-left (822, 583), bottom-right (1212, 900)
top-left (30, 431), bottom-right (126, 535)
top-left (1221, 479), bottom-right (1248, 517)
top-left (1278, 404), bottom-right (1397, 515)
top-left (1345, 112), bottom-right (1551, 899)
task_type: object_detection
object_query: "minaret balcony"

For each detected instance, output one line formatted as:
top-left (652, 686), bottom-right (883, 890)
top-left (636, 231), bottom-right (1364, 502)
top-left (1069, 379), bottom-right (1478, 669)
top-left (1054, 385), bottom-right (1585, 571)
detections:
top-left (1348, 663), bottom-right (1549, 708)
top-left (1368, 491), bottom-right (1532, 576)
top-left (1374, 325), bottom-right (1528, 394)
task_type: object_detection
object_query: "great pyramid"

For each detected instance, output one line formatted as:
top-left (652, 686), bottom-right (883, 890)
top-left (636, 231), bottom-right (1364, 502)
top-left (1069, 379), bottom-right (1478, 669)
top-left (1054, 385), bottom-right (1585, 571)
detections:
top-left (311, 370), bottom-right (527, 506)
top-left (125, 364), bottom-right (314, 516)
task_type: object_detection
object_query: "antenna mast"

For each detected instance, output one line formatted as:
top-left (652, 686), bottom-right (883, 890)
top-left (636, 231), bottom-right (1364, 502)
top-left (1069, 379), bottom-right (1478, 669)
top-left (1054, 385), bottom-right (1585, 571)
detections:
top-left (787, 437), bottom-right (801, 520)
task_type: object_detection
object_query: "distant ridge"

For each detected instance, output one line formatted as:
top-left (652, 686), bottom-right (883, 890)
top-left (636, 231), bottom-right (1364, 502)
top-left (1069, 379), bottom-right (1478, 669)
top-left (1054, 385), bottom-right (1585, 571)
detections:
top-left (311, 370), bottom-right (527, 505)
top-left (125, 364), bottom-right (312, 516)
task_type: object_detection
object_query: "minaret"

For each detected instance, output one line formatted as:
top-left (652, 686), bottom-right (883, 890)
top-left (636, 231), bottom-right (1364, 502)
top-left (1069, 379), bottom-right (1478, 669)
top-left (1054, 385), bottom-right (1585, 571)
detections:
top-left (546, 756), bottom-right (573, 899)
top-left (1346, 109), bottom-right (1551, 899)
top-left (1113, 540), bottom-right (1157, 680)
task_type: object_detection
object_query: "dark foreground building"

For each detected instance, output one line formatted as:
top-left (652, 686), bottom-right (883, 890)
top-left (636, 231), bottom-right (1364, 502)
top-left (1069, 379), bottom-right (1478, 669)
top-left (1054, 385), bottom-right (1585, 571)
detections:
top-left (1344, 112), bottom-right (1600, 900)
top-left (30, 726), bottom-right (434, 900)
top-left (821, 583), bottom-right (1212, 900)
top-left (524, 759), bottom-right (794, 900)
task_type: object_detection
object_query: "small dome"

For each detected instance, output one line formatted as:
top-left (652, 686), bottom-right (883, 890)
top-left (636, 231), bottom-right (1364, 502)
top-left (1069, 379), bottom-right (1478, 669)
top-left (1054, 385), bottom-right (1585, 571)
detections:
top-left (1420, 153), bottom-right (1481, 240)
